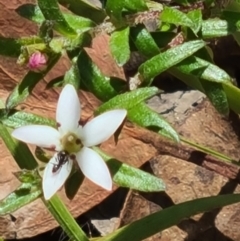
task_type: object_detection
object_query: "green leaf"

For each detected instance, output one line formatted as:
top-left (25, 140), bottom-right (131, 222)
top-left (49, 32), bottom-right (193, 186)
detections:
top-left (161, 6), bottom-right (195, 29)
top-left (139, 40), bottom-right (205, 85)
top-left (16, 3), bottom-right (45, 23)
top-left (0, 36), bottom-right (43, 57)
top-left (0, 123), bottom-right (37, 169)
top-left (201, 19), bottom-right (233, 38)
top-left (174, 56), bottom-right (232, 84)
top-left (63, 57), bottom-right (80, 89)
top-left (0, 170), bottom-right (42, 215)
top-left (127, 103), bottom-right (179, 141)
top-left (58, 0), bottom-right (106, 23)
top-left (16, 4), bottom-right (95, 34)
top-left (169, 67), bottom-right (204, 92)
top-left (110, 27), bottom-right (130, 66)
top-left (106, 0), bottom-right (147, 23)
top-left (37, 0), bottom-right (77, 37)
top-left (223, 83), bottom-right (240, 114)
top-left (100, 194), bottom-right (240, 241)
top-left (6, 54), bottom-right (61, 110)
top-left (187, 9), bottom-right (202, 34)
top-left (0, 109), bottom-right (55, 128)
top-left (93, 147), bottom-right (165, 192)
top-left (96, 87), bottom-right (159, 114)
top-left (130, 25), bottom-right (160, 57)
top-left (201, 80), bottom-right (229, 115)
top-left (77, 50), bottom-right (126, 101)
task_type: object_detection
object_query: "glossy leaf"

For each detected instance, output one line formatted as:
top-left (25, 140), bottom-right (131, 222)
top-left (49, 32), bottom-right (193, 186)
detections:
top-left (201, 80), bottom-right (229, 115)
top-left (37, 0), bottom-right (77, 37)
top-left (16, 4), bottom-right (95, 34)
top-left (223, 83), bottom-right (240, 114)
top-left (0, 171), bottom-right (42, 215)
top-left (100, 194), bottom-right (240, 241)
top-left (187, 9), bottom-right (202, 34)
top-left (77, 50), bottom-right (126, 101)
top-left (127, 103), bottom-right (179, 141)
top-left (0, 109), bottom-right (55, 128)
top-left (0, 36), bottom-right (43, 57)
top-left (110, 27), bottom-right (130, 66)
top-left (58, 0), bottom-right (106, 23)
top-left (96, 87), bottom-right (159, 114)
top-left (174, 56), bottom-right (232, 84)
top-left (6, 54), bottom-right (61, 110)
top-left (201, 19), bottom-right (232, 38)
top-left (139, 40), bottom-right (205, 85)
top-left (93, 147), bottom-right (165, 192)
top-left (130, 25), bottom-right (160, 57)
top-left (161, 6), bottom-right (195, 29)
top-left (63, 57), bottom-right (80, 89)
top-left (106, 0), bottom-right (147, 23)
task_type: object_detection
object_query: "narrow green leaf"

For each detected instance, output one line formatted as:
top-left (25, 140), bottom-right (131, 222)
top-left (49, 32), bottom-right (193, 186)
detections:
top-left (63, 57), bottom-right (80, 89)
top-left (130, 25), bottom-right (160, 57)
top-left (0, 183), bottom-right (41, 215)
top-left (169, 67), bottom-right (204, 92)
top-left (0, 36), bottom-right (43, 57)
top-left (106, 0), bottom-right (147, 23)
top-left (174, 56), bottom-right (232, 84)
top-left (110, 27), bottom-right (130, 66)
top-left (161, 6), bottom-right (194, 29)
top-left (96, 87), bottom-right (159, 114)
top-left (16, 4), bottom-right (95, 34)
top-left (77, 50), bottom-right (126, 101)
top-left (139, 40), bottom-right (205, 85)
top-left (6, 54), bottom-right (61, 110)
top-left (127, 103), bottom-right (179, 141)
top-left (201, 19), bottom-right (232, 38)
top-left (201, 80), bottom-right (229, 115)
top-left (0, 123), bottom-right (37, 169)
top-left (187, 9), bottom-right (202, 34)
top-left (100, 194), bottom-right (240, 241)
top-left (37, 0), bottom-right (77, 37)
top-left (93, 147), bottom-right (165, 192)
top-left (222, 83), bottom-right (240, 114)
top-left (0, 109), bottom-right (55, 128)
top-left (58, 0), bottom-right (106, 23)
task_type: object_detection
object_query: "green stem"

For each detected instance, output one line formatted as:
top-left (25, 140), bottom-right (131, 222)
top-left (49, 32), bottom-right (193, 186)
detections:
top-left (180, 136), bottom-right (240, 166)
top-left (43, 196), bottom-right (89, 241)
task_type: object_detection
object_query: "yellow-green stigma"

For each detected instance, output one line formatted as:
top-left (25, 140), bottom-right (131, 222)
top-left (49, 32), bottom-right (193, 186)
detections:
top-left (61, 133), bottom-right (82, 153)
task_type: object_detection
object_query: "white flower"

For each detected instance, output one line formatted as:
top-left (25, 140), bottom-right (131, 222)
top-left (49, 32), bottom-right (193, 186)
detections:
top-left (12, 84), bottom-right (127, 200)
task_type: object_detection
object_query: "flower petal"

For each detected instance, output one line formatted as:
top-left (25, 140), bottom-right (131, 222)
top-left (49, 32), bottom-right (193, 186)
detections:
top-left (12, 125), bottom-right (60, 149)
top-left (42, 153), bottom-right (73, 200)
top-left (56, 84), bottom-right (81, 134)
top-left (82, 109), bottom-right (127, 147)
top-left (76, 147), bottom-right (112, 190)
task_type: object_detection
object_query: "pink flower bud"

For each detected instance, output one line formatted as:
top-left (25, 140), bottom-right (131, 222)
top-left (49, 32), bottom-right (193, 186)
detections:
top-left (28, 51), bottom-right (48, 72)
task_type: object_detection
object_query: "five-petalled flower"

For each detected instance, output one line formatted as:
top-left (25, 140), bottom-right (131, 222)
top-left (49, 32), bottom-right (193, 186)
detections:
top-left (12, 84), bottom-right (127, 200)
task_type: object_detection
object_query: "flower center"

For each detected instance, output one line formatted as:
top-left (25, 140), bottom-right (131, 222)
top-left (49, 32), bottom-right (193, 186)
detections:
top-left (61, 133), bottom-right (82, 153)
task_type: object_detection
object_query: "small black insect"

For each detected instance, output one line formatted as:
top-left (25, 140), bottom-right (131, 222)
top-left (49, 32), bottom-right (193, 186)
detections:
top-left (52, 151), bottom-right (69, 173)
